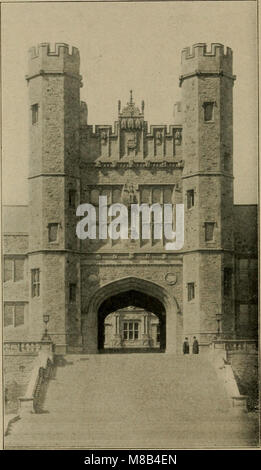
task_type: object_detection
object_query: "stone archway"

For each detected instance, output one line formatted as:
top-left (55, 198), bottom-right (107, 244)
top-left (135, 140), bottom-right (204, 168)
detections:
top-left (98, 290), bottom-right (166, 351)
top-left (82, 277), bottom-right (181, 354)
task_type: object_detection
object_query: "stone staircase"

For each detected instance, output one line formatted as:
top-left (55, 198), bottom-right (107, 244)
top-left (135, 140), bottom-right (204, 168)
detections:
top-left (5, 353), bottom-right (259, 449)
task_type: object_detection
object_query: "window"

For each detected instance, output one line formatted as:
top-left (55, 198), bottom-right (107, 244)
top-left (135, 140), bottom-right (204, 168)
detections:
top-left (239, 304), bottom-right (249, 326)
top-left (32, 104), bottom-right (39, 124)
top-left (249, 258), bottom-right (258, 283)
top-left (163, 188), bottom-right (173, 204)
top-left (156, 324), bottom-right (160, 343)
top-left (249, 305), bottom-right (258, 327)
top-left (48, 223), bottom-right (59, 242)
top-left (4, 258), bottom-right (24, 282)
top-left (203, 102), bottom-right (214, 122)
top-left (205, 222), bottom-right (215, 242)
top-left (4, 305), bottom-right (13, 327)
top-left (69, 283), bottom-right (76, 302)
top-left (31, 269), bottom-right (40, 297)
top-left (239, 258), bottom-right (248, 281)
top-left (224, 153), bottom-right (230, 172)
top-left (141, 188), bottom-right (150, 204)
top-left (152, 188), bottom-right (161, 204)
top-left (224, 268), bottom-right (232, 296)
top-left (15, 305), bottom-right (25, 326)
top-left (14, 259), bottom-right (24, 281)
top-left (69, 190), bottom-right (76, 208)
top-left (249, 259), bottom-right (258, 271)
top-left (101, 188), bottom-right (111, 205)
top-left (123, 321), bottom-right (139, 340)
top-left (112, 188), bottom-right (122, 204)
top-left (249, 259), bottom-right (258, 299)
top-left (90, 189), bottom-right (100, 206)
top-left (187, 190), bottom-right (194, 209)
top-left (187, 283), bottom-right (195, 301)
top-left (4, 303), bottom-right (25, 327)
top-left (4, 259), bottom-right (12, 282)
top-left (237, 304), bottom-right (258, 333)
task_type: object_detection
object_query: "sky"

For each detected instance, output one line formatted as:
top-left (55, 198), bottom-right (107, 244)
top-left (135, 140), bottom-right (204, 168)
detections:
top-left (2, 1), bottom-right (258, 204)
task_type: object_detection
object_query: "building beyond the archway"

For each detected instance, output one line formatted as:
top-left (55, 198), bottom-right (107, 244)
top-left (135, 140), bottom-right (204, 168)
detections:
top-left (103, 307), bottom-right (161, 351)
top-left (3, 43), bottom-right (258, 354)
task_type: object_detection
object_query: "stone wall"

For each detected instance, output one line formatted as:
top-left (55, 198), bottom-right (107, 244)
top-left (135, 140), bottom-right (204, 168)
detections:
top-left (4, 355), bottom-right (37, 414)
top-left (229, 352), bottom-right (259, 410)
top-left (2, 43), bottom-right (258, 353)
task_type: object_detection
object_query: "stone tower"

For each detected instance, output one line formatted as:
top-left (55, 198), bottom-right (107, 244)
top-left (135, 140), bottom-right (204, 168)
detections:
top-left (22, 42), bottom-right (241, 354)
top-left (180, 43), bottom-right (236, 343)
top-left (27, 43), bottom-right (82, 352)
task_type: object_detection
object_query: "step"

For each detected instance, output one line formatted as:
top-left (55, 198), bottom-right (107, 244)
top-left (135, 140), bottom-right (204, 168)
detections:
top-left (4, 353), bottom-right (259, 449)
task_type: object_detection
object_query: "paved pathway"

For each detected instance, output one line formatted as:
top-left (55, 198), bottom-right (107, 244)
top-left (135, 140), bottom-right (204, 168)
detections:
top-left (5, 354), bottom-right (259, 449)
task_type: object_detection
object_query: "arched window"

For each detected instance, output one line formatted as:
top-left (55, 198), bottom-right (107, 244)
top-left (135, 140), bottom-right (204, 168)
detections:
top-left (152, 188), bottom-right (161, 204)
top-left (90, 189), bottom-right (100, 206)
top-left (112, 188), bottom-right (122, 203)
top-left (163, 188), bottom-right (173, 204)
top-left (141, 188), bottom-right (150, 204)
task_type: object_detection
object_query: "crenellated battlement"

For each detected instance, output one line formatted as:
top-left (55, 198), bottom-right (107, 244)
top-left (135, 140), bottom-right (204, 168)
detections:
top-left (29, 42), bottom-right (79, 59)
top-left (181, 43), bottom-right (233, 79)
top-left (27, 42), bottom-right (80, 81)
top-left (181, 43), bottom-right (232, 61)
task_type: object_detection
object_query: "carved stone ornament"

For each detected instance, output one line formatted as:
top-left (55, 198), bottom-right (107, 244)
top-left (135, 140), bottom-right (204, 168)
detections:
top-left (128, 118), bottom-right (134, 130)
top-left (155, 130), bottom-right (162, 145)
top-left (127, 133), bottom-right (137, 150)
top-left (119, 91), bottom-right (144, 130)
top-left (165, 272), bottom-right (177, 285)
top-left (87, 274), bottom-right (99, 283)
top-left (121, 118), bottom-right (127, 129)
top-left (112, 335), bottom-right (122, 347)
top-left (121, 118), bottom-right (142, 130)
top-left (125, 306), bottom-right (139, 311)
top-left (123, 183), bottom-right (138, 205)
top-left (175, 129), bottom-right (182, 144)
top-left (100, 130), bottom-right (108, 145)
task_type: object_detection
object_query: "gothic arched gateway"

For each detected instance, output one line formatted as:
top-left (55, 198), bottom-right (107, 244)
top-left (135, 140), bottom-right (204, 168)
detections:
top-left (98, 290), bottom-right (166, 352)
top-left (82, 277), bottom-right (182, 354)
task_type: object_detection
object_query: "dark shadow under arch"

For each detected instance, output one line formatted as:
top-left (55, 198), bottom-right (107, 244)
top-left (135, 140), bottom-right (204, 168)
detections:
top-left (98, 289), bottom-right (166, 351)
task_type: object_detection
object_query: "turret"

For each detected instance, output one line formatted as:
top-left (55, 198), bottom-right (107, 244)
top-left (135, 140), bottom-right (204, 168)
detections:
top-left (27, 43), bottom-right (82, 352)
top-left (181, 43), bottom-right (236, 346)
top-left (180, 43), bottom-right (233, 77)
top-left (27, 43), bottom-right (80, 78)
top-left (180, 43), bottom-right (235, 177)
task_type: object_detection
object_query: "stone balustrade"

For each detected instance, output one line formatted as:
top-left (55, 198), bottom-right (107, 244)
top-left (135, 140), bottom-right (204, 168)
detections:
top-left (212, 339), bottom-right (258, 353)
top-left (4, 340), bottom-right (53, 355)
top-left (209, 338), bottom-right (258, 412)
top-left (19, 350), bottom-right (54, 414)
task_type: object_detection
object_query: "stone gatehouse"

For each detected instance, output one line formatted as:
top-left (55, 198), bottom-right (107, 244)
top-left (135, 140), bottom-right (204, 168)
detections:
top-left (3, 43), bottom-right (258, 354)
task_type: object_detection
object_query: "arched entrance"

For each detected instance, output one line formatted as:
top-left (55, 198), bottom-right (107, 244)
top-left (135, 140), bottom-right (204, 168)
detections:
top-left (82, 277), bottom-right (181, 354)
top-left (98, 290), bottom-right (166, 352)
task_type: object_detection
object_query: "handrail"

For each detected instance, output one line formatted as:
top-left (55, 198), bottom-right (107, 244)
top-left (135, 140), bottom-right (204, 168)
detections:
top-left (19, 350), bottom-right (53, 413)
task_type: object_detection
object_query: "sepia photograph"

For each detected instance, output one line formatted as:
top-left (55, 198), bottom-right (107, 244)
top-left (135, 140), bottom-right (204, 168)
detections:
top-left (1, 0), bottom-right (259, 450)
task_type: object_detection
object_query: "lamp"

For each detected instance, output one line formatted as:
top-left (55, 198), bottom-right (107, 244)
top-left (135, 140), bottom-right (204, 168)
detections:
top-left (41, 314), bottom-right (51, 341)
top-left (215, 312), bottom-right (222, 337)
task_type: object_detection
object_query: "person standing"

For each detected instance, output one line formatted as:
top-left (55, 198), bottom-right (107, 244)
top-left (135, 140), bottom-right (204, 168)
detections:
top-left (192, 336), bottom-right (199, 354)
top-left (183, 337), bottom-right (190, 355)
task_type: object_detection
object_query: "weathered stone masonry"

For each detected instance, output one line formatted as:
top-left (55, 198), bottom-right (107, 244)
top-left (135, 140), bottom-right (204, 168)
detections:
top-left (3, 43), bottom-right (258, 353)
